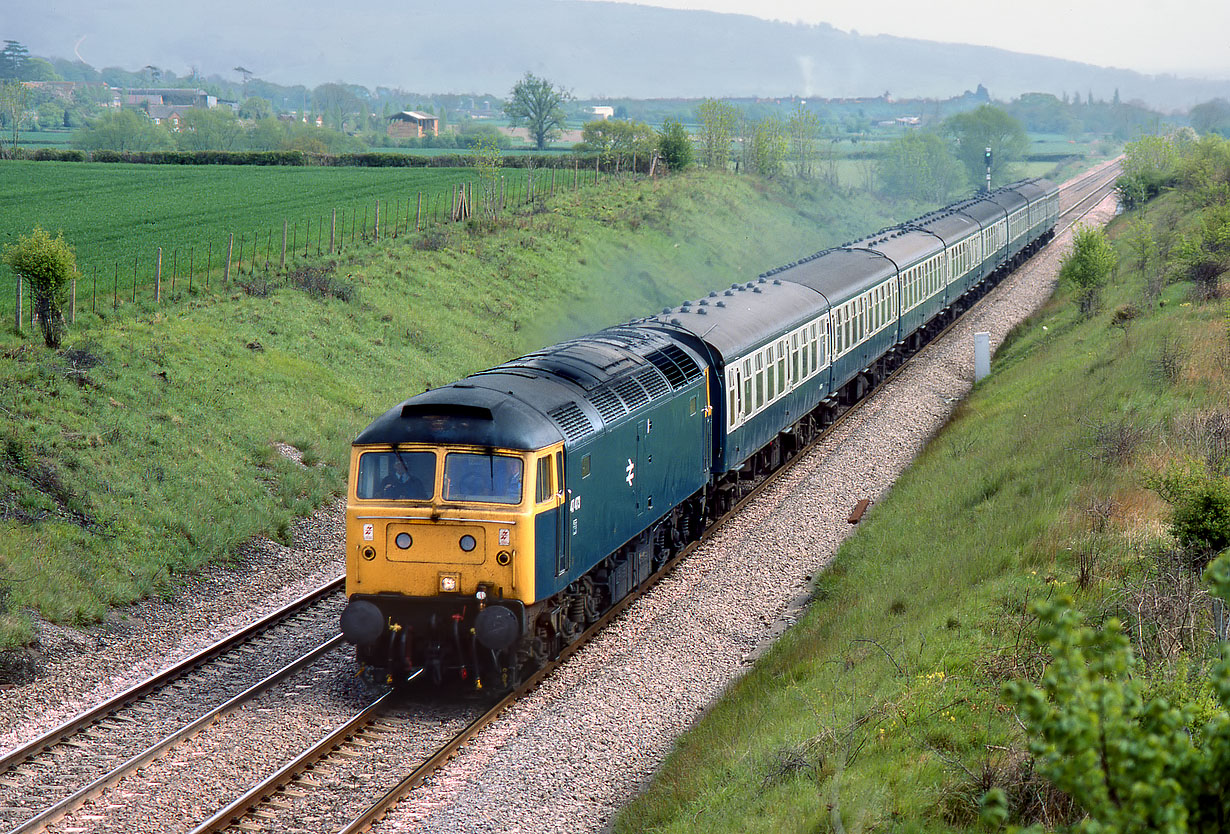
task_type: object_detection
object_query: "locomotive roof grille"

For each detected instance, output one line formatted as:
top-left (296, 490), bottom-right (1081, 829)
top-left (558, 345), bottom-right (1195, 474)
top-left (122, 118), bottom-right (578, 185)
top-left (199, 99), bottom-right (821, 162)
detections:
top-left (636, 367), bottom-right (671, 399)
top-left (588, 387), bottom-right (625, 423)
top-left (547, 402), bottom-right (596, 443)
top-left (612, 376), bottom-right (651, 410)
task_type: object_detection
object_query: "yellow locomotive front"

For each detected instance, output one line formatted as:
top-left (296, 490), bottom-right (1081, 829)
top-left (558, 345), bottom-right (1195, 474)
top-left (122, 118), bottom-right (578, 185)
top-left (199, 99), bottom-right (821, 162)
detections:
top-left (337, 386), bottom-right (565, 693)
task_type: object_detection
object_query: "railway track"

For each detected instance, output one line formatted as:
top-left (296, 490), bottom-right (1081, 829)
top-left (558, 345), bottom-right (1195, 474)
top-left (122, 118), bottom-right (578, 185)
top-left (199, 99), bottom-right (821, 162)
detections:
top-left (2, 161), bottom-right (1122, 834)
top-left (0, 579), bottom-right (345, 834)
top-left (190, 161), bottom-right (1126, 834)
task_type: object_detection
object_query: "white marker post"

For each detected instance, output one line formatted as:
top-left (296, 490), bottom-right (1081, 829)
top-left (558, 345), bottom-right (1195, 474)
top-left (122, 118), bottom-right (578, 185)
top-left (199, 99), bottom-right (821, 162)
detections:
top-left (974, 331), bottom-right (991, 381)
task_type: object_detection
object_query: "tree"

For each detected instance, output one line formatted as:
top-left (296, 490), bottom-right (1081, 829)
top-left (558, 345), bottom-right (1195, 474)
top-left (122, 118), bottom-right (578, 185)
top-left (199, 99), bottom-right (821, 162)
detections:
top-left (876, 131), bottom-right (966, 203)
top-left (741, 114), bottom-right (786, 179)
top-left (575, 118), bottom-right (655, 170)
top-left (312, 82), bottom-right (363, 132)
top-left (238, 96), bottom-right (273, 121)
top-left (1060, 224), bottom-right (1117, 315)
top-left (0, 80), bottom-right (30, 157)
top-left (3, 227), bottom-right (77, 347)
top-left (656, 118), bottom-right (692, 173)
top-left (1190, 98), bottom-right (1230, 139)
top-left (0, 40), bottom-right (29, 80)
top-left (787, 104), bottom-right (820, 178)
top-left (695, 98), bottom-right (738, 169)
top-left (234, 66), bottom-right (254, 99)
top-left (72, 109), bottom-right (174, 152)
top-left (942, 104), bottom-right (1028, 190)
top-left (503, 72), bottom-right (570, 151)
top-left (176, 108), bottom-right (244, 151)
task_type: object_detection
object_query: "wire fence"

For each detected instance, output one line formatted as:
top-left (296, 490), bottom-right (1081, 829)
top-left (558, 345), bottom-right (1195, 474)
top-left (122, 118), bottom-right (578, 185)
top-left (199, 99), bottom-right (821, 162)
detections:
top-left (5, 157), bottom-right (637, 337)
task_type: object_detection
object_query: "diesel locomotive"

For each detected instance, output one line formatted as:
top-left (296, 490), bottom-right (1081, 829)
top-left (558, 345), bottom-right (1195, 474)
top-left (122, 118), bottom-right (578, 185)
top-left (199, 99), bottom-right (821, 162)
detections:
top-left (339, 178), bottom-right (1061, 688)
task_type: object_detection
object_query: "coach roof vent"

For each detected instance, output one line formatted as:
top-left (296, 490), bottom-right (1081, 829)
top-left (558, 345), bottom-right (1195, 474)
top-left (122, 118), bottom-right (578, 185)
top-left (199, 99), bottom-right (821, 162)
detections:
top-left (548, 402), bottom-right (596, 442)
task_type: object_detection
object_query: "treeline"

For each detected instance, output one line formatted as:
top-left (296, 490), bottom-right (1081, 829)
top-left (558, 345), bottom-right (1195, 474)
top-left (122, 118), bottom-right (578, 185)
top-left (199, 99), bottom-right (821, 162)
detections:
top-left (8, 146), bottom-right (630, 170)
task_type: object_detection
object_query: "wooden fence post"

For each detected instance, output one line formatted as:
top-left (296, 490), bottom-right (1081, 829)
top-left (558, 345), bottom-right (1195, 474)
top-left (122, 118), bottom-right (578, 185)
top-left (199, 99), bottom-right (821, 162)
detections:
top-left (551, 168), bottom-right (556, 196)
top-left (14, 275), bottom-right (21, 333)
top-left (113, 261), bottom-right (118, 309)
top-left (70, 278), bottom-right (76, 324)
top-left (281, 219), bottom-right (287, 269)
top-left (188, 247), bottom-right (193, 293)
top-left (330, 208), bottom-right (337, 253)
top-left (375, 199), bottom-right (380, 241)
top-left (171, 249), bottom-right (177, 293)
top-left (574, 160), bottom-right (579, 190)
top-left (206, 241), bottom-right (212, 290)
top-left (154, 247), bottom-right (162, 303)
top-left (415, 193), bottom-right (422, 231)
top-left (224, 233), bottom-right (233, 285)
top-left (92, 266), bottom-right (97, 314)
top-left (132, 254), bottom-right (138, 303)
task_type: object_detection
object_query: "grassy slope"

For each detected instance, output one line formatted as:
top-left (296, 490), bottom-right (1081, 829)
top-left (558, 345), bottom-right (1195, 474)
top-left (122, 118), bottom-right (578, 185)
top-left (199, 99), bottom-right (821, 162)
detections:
top-left (0, 169), bottom-right (913, 650)
top-left (614, 193), bottom-right (1229, 832)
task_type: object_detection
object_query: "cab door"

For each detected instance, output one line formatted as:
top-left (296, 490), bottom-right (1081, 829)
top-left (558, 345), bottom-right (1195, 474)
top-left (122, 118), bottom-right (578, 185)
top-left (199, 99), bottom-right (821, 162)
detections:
top-left (534, 451), bottom-right (569, 578)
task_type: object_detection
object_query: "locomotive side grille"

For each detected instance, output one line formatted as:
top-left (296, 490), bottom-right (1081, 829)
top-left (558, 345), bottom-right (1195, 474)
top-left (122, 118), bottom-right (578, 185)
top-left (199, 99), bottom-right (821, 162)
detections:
top-left (588, 388), bottom-right (626, 423)
top-left (548, 403), bottom-right (596, 442)
top-left (644, 344), bottom-right (702, 389)
top-left (636, 368), bottom-right (670, 400)
top-left (612, 377), bottom-right (650, 410)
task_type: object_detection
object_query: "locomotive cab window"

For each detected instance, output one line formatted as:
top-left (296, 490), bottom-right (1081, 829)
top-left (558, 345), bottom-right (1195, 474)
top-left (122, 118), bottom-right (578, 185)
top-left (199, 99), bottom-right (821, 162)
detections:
top-left (356, 451), bottom-right (436, 501)
top-left (535, 455), bottom-right (554, 503)
top-left (443, 452), bottom-right (523, 504)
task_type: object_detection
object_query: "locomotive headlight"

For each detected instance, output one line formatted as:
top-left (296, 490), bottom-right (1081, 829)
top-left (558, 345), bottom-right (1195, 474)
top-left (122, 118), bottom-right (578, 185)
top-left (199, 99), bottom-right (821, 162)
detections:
top-left (459, 535), bottom-right (477, 552)
top-left (439, 572), bottom-right (460, 593)
top-left (395, 532), bottom-right (412, 550)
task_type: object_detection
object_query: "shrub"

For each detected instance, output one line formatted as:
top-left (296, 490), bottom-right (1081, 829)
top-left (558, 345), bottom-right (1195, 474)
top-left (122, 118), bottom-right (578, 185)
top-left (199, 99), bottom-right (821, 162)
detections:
top-left (1060, 224), bottom-right (1117, 316)
top-left (2, 227), bottom-right (77, 347)
top-left (995, 553), bottom-right (1230, 833)
top-left (656, 118), bottom-right (693, 173)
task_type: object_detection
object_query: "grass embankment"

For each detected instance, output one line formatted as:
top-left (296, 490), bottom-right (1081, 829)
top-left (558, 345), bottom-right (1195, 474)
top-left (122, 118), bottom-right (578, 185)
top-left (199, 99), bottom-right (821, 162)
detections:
top-left (615, 188), bottom-right (1229, 829)
top-left (0, 168), bottom-right (912, 655)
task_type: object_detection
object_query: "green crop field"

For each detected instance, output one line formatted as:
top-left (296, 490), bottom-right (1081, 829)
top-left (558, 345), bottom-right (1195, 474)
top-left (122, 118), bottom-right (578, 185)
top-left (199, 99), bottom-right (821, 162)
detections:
top-left (0, 161), bottom-right (484, 307)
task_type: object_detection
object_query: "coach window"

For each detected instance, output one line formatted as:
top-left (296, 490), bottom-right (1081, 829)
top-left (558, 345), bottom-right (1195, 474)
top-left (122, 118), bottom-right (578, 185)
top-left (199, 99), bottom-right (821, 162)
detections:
top-left (742, 362), bottom-right (753, 418)
top-left (776, 342), bottom-right (787, 394)
top-left (790, 333), bottom-right (801, 382)
top-left (755, 353), bottom-right (765, 409)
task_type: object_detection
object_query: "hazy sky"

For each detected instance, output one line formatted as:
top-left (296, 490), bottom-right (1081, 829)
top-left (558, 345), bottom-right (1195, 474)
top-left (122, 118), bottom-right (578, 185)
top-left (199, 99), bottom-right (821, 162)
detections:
top-left (591, 0), bottom-right (1230, 78)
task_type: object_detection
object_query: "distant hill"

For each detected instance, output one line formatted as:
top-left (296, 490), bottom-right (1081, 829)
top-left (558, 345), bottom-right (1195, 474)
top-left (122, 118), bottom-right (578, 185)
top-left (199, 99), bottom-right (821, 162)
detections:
top-left (11, 0), bottom-right (1229, 109)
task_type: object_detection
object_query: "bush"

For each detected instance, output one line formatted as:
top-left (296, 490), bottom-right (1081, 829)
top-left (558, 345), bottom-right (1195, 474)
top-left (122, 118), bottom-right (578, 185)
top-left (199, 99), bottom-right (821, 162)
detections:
top-left (1060, 224), bottom-right (1117, 315)
top-left (995, 552), bottom-right (1230, 833)
top-left (656, 118), bottom-right (692, 173)
top-left (2, 226), bottom-right (77, 347)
